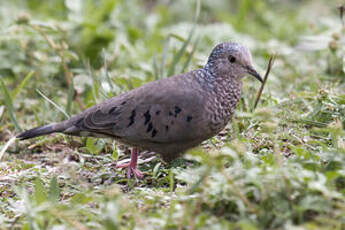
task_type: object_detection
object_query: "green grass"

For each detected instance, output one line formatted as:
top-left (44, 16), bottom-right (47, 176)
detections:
top-left (1, 0), bottom-right (345, 229)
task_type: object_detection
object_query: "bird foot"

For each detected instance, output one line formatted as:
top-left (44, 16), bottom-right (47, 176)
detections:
top-left (115, 147), bottom-right (143, 179)
top-left (127, 166), bottom-right (143, 179)
top-left (116, 163), bottom-right (143, 179)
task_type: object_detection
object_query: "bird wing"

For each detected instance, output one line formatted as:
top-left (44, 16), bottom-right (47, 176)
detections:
top-left (67, 72), bottom-right (210, 144)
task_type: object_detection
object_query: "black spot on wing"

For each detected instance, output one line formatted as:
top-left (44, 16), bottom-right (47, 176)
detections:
top-left (121, 101), bottom-right (127, 105)
top-left (144, 110), bottom-right (151, 125)
top-left (151, 129), bottom-right (157, 138)
top-left (165, 125), bottom-right (169, 132)
top-left (186, 116), bottom-right (193, 122)
top-left (146, 122), bottom-right (153, 132)
top-left (156, 110), bottom-right (160, 115)
top-left (169, 106), bottom-right (182, 118)
top-left (127, 109), bottom-right (136, 127)
top-left (174, 106), bottom-right (182, 115)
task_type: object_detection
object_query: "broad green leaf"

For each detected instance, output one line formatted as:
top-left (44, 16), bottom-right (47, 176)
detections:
top-left (33, 178), bottom-right (48, 205)
top-left (85, 137), bottom-right (104, 154)
top-left (48, 177), bottom-right (60, 202)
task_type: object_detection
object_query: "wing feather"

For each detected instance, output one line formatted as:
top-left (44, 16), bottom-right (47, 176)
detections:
top-left (68, 72), bottom-right (210, 144)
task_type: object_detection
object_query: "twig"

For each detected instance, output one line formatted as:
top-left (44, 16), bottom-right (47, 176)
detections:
top-left (189, 194), bottom-right (203, 230)
top-left (253, 55), bottom-right (275, 110)
top-left (338, 5), bottom-right (345, 26)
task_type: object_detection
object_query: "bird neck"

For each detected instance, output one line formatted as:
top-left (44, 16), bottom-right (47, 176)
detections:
top-left (200, 66), bottom-right (243, 127)
top-left (201, 65), bottom-right (243, 100)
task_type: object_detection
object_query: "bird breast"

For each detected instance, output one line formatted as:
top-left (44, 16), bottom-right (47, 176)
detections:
top-left (205, 78), bottom-right (243, 132)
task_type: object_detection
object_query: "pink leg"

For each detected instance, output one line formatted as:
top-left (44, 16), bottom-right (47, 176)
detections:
top-left (116, 148), bottom-right (143, 179)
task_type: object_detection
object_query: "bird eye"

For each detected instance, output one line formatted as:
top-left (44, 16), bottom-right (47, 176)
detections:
top-left (228, 55), bottom-right (236, 63)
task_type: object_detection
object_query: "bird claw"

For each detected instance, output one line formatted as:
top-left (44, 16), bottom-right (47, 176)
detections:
top-left (115, 148), bottom-right (143, 179)
top-left (116, 162), bottom-right (143, 179)
top-left (127, 167), bottom-right (143, 179)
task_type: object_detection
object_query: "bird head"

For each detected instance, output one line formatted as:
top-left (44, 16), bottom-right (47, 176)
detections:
top-left (205, 42), bottom-right (262, 83)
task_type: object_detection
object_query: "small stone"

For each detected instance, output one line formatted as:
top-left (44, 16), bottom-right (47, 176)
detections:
top-left (15, 13), bottom-right (31, 25)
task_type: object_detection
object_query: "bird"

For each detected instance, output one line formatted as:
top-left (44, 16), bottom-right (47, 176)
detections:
top-left (17, 42), bottom-right (262, 179)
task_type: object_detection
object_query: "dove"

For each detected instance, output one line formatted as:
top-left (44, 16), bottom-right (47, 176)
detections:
top-left (17, 42), bottom-right (262, 179)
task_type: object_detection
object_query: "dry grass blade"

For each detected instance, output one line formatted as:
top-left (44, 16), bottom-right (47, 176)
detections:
top-left (36, 89), bottom-right (70, 119)
top-left (0, 136), bottom-right (16, 161)
top-left (253, 55), bottom-right (275, 110)
top-left (0, 105), bottom-right (4, 120)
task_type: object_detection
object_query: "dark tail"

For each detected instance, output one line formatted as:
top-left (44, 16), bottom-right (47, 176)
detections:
top-left (17, 122), bottom-right (66, 140)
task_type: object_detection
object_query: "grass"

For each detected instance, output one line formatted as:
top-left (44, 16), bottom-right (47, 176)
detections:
top-left (0, 0), bottom-right (345, 229)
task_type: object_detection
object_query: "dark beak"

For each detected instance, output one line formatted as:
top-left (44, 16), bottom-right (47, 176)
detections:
top-left (247, 66), bottom-right (263, 83)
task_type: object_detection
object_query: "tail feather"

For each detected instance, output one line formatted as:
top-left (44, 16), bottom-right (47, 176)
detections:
top-left (17, 122), bottom-right (66, 140)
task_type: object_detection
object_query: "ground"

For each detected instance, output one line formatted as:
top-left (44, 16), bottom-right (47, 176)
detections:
top-left (0, 0), bottom-right (345, 229)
